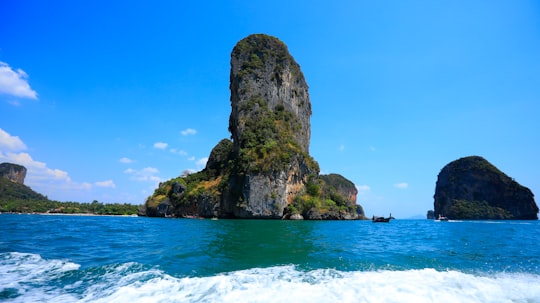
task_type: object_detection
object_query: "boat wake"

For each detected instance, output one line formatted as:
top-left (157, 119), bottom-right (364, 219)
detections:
top-left (1, 252), bottom-right (539, 303)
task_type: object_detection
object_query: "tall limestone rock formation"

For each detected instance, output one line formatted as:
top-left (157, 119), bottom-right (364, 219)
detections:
top-left (434, 156), bottom-right (538, 220)
top-left (227, 34), bottom-right (316, 218)
top-left (142, 34), bottom-right (362, 219)
top-left (229, 35), bottom-right (311, 154)
top-left (0, 163), bottom-right (26, 184)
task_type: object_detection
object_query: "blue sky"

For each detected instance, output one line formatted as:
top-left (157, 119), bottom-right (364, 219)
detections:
top-left (1, 1), bottom-right (539, 218)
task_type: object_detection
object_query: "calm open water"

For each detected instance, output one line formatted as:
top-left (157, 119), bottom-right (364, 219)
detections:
top-left (1, 214), bottom-right (539, 302)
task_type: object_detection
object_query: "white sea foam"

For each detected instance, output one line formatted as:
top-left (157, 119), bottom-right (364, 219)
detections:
top-left (0, 252), bottom-right (80, 303)
top-left (2, 252), bottom-right (540, 303)
top-left (88, 267), bottom-right (539, 303)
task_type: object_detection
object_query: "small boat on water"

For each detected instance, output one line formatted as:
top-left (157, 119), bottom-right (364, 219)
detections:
top-left (437, 214), bottom-right (449, 221)
top-left (372, 213), bottom-right (392, 223)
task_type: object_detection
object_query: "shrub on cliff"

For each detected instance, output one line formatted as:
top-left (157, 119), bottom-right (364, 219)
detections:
top-left (287, 174), bottom-right (358, 219)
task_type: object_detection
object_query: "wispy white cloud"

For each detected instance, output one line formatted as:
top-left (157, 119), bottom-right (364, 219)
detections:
top-left (0, 128), bottom-right (27, 151)
top-left (124, 167), bottom-right (162, 183)
top-left (0, 150), bottom-right (95, 193)
top-left (356, 184), bottom-right (371, 192)
top-left (169, 148), bottom-right (188, 156)
top-left (182, 169), bottom-right (197, 176)
top-left (95, 180), bottom-right (116, 188)
top-left (0, 128), bottom-right (114, 199)
top-left (0, 61), bottom-right (38, 100)
top-left (0, 132), bottom-right (67, 183)
top-left (153, 142), bottom-right (168, 149)
top-left (183, 157), bottom-right (209, 173)
top-left (394, 182), bottom-right (409, 189)
top-left (338, 144), bottom-right (345, 151)
top-left (7, 100), bottom-right (22, 106)
top-left (181, 128), bottom-right (197, 136)
top-left (369, 146), bottom-right (376, 152)
top-left (119, 157), bottom-right (133, 164)
top-left (196, 157), bottom-right (208, 169)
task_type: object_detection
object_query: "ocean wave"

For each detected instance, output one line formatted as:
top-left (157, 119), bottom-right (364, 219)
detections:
top-left (1, 252), bottom-right (539, 303)
top-left (0, 252), bottom-right (80, 302)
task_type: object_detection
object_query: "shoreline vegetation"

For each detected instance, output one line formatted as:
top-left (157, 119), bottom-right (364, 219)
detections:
top-left (0, 175), bottom-right (140, 216)
top-left (0, 199), bottom-right (140, 216)
top-left (1, 212), bottom-right (138, 217)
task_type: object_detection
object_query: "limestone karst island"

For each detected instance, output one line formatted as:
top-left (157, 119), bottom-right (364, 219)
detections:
top-left (431, 156), bottom-right (538, 220)
top-left (140, 34), bottom-right (365, 220)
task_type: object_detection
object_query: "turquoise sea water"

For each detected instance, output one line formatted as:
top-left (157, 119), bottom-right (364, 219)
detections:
top-left (1, 214), bottom-right (539, 302)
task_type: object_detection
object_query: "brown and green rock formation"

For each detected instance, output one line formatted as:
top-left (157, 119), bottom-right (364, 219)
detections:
top-left (0, 162), bottom-right (27, 185)
top-left (1, 163), bottom-right (47, 202)
top-left (143, 34), bottom-right (364, 219)
top-left (434, 156), bottom-right (538, 220)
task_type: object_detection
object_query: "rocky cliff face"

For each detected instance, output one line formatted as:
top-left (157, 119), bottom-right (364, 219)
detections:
top-left (0, 163), bottom-right (26, 185)
top-left (226, 34), bottom-right (316, 218)
top-left (229, 34), bottom-right (311, 154)
top-left (434, 156), bottom-right (538, 220)
top-left (143, 34), bottom-right (362, 219)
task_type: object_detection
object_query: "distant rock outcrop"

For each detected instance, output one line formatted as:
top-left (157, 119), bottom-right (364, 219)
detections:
top-left (0, 163), bottom-right (48, 203)
top-left (434, 156), bottom-right (538, 220)
top-left (142, 34), bottom-right (364, 219)
top-left (0, 162), bottom-right (26, 185)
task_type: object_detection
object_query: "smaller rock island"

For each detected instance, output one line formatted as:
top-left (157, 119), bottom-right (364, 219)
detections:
top-left (433, 156), bottom-right (538, 220)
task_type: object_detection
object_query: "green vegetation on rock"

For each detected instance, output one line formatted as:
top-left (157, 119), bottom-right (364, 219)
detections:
top-left (232, 34), bottom-right (298, 79)
top-left (448, 199), bottom-right (512, 220)
top-left (287, 174), bottom-right (358, 219)
top-left (0, 177), bottom-right (47, 201)
top-left (236, 95), bottom-right (317, 174)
